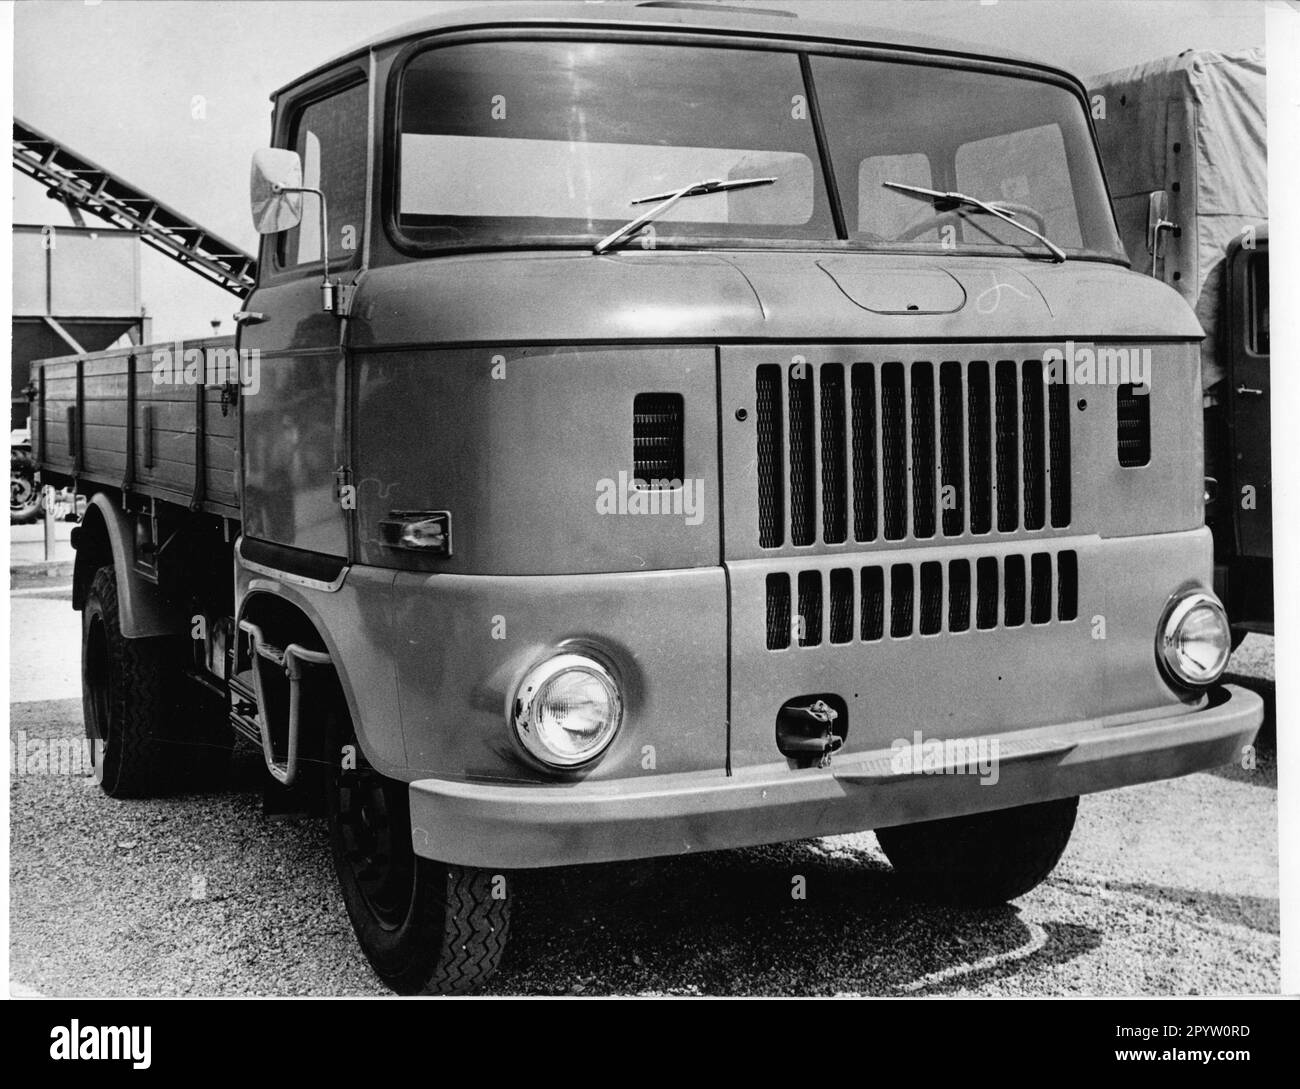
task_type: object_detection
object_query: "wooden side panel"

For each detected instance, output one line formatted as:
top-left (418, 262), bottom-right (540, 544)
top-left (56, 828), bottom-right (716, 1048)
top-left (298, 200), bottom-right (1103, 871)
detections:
top-left (32, 339), bottom-right (240, 517)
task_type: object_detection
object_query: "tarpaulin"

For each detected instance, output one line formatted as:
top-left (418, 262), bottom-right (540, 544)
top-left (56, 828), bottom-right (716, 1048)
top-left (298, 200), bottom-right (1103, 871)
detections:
top-left (1089, 48), bottom-right (1266, 399)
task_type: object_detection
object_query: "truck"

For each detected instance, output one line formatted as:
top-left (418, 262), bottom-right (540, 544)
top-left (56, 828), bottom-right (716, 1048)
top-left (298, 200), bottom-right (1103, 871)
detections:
top-left (29, 1), bottom-right (1263, 995)
top-left (1089, 49), bottom-right (1270, 644)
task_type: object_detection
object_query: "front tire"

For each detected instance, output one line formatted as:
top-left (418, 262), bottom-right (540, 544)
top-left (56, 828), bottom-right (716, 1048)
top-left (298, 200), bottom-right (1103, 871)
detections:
top-left (876, 797), bottom-right (1078, 907)
top-left (323, 703), bottom-right (511, 995)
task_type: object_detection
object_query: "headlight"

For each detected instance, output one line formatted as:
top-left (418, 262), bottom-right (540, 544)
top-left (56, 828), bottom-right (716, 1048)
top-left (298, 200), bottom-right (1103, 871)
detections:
top-left (512, 653), bottom-right (622, 767)
top-left (1158, 591), bottom-right (1231, 687)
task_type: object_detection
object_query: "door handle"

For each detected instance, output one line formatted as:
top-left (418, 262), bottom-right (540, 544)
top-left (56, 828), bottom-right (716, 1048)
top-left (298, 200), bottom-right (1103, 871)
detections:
top-left (233, 311), bottom-right (267, 326)
top-left (1235, 385), bottom-right (1264, 398)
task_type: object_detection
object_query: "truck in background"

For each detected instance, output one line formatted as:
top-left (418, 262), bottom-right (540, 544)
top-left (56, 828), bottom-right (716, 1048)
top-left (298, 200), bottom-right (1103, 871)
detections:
top-left (30, 2), bottom-right (1262, 994)
top-left (1089, 48), bottom-right (1270, 645)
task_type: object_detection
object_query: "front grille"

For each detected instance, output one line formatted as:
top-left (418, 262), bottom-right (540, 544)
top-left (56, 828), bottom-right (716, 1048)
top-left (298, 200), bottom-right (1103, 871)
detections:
top-left (755, 357), bottom-right (1071, 547)
top-left (632, 393), bottom-right (684, 486)
top-left (764, 548), bottom-right (1079, 649)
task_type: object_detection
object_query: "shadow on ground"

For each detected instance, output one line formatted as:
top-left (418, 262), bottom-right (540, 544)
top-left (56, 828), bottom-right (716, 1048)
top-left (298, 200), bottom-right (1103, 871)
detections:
top-left (1105, 881), bottom-right (1278, 936)
top-left (493, 841), bottom-right (1101, 995)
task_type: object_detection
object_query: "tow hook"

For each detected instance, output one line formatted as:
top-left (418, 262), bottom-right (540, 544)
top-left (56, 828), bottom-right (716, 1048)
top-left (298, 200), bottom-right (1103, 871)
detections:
top-left (776, 696), bottom-right (846, 768)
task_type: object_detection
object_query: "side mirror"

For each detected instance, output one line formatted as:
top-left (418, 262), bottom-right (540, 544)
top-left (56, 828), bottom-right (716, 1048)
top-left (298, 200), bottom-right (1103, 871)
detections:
top-left (1146, 189), bottom-right (1176, 274)
top-left (250, 148), bottom-right (304, 234)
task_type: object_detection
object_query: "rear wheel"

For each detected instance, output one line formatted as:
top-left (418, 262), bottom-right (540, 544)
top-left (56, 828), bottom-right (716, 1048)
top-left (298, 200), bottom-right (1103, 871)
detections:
top-left (876, 797), bottom-right (1078, 907)
top-left (10, 450), bottom-right (41, 524)
top-left (323, 702), bottom-right (511, 995)
top-left (82, 565), bottom-right (228, 796)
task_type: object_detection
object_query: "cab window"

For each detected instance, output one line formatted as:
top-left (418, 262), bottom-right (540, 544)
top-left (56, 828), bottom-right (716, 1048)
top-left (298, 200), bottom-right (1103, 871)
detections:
top-left (281, 80), bottom-right (368, 268)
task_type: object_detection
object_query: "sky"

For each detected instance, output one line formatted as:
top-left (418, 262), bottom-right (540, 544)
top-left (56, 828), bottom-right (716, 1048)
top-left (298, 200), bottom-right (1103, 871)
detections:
top-left (11, 0), bottom-right (1268, 341)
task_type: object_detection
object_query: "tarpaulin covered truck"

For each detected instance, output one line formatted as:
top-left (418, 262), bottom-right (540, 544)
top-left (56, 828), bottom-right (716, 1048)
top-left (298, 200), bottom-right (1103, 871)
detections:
top-left (30, 1), bottom-right (1262, 994)
top-left (1090, 48), bottom-right (1270, 641)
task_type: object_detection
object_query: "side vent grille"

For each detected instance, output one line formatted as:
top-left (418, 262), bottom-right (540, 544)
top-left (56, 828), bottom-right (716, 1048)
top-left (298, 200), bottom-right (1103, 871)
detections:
top-left (632, 393), bottom-right (684, 486)
top-left (1117, 383), bottom-right (1151, 467)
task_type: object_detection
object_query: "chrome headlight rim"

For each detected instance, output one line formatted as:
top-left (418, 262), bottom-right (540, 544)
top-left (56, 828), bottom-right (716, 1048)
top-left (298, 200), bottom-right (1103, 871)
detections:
top-left (511, 651), bottom-right (623, 769)
top-left (1157, 589), bottom-right (1232, 689)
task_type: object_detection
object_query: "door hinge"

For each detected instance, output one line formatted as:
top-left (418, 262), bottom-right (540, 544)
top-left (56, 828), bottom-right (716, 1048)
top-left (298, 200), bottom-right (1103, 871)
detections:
top-left (334, 465), bottom-right (353, 506)
top-left (218, 381), bottom-right (241, 417)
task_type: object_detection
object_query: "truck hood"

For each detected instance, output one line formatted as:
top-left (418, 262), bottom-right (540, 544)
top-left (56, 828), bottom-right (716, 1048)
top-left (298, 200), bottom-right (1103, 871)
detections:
top-left (348, 249), bottom-right (1203, 348)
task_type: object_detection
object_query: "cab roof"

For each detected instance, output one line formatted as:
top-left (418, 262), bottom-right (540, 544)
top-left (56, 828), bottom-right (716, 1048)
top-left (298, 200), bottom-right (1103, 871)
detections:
top-left (273, 0), bottom-right (1063, 99)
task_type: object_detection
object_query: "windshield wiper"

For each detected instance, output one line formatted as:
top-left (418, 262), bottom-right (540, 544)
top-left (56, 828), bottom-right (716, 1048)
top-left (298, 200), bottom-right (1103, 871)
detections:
top-left (593, 176), bottom-right (777, 255)
top-left (882, 181), bottom-right (1067, 263)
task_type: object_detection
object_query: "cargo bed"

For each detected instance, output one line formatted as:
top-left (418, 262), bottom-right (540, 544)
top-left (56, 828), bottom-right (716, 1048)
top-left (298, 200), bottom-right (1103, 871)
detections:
top-left (30, 336), bottom-right (240, 518)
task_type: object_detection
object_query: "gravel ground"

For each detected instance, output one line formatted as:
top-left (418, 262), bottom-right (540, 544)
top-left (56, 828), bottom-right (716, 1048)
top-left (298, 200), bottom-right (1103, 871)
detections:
top-left (9, 583), bottom-right (1280, 996)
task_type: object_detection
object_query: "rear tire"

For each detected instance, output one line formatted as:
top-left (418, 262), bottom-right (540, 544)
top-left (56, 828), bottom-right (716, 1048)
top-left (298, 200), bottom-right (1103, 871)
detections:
top-left (11, 450), bottom-right (41, 524)
top-left (83, 566), bottom-right (181, 796)
top-left (876, 797), bottom-right (1078, 907)
top-left (323, 701), bottom-right (511, 995)
top-left (82, 565), bottom-right (228, 796)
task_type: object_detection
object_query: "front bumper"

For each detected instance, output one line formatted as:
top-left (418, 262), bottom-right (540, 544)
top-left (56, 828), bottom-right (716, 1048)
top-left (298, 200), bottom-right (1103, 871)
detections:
top-left (409, 683), bottom-right (1263, 869)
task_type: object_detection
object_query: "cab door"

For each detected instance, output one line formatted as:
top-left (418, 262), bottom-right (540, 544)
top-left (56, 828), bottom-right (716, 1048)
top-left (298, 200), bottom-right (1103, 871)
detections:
top-left (238, 73), bottom-right (369, 566)
top-left (1226, 235), bottom-right (1270, 562)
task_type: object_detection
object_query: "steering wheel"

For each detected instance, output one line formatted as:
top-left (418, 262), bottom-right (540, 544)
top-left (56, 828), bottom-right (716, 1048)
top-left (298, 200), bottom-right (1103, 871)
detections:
top-left (894, 200), bottom-right (1047, 243)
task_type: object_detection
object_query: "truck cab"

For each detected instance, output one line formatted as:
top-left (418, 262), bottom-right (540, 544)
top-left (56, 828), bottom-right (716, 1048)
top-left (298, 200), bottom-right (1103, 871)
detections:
top-left (41, 1), bottom-right (1262, 994)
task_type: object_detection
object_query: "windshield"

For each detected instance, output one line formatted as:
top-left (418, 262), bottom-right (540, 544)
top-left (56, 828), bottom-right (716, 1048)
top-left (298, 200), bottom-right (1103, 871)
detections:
top-left (394, 39), bottom-right (1124, 260)
top-left (397, 41), bottom-right (832, 248)
top-left (810, 54), bottom-right (1122, 258)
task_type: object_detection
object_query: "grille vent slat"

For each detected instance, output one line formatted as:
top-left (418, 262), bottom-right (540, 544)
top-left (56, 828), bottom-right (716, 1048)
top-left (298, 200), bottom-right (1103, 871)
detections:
top-left (1057, 549), bottom-right (1079, 621)
top-left (796, 570), bottom-right (822, 647)
top-left (890, 564), bottom-right (914, 637)
top-left (820, 364), bottom-right (847, 544)
top-left (939, 362), bottom-right (964, 537)
top-left (976, 556), bottom-right (1000, 630)
top-left (948, 559), bottom-right (971, 633)
top-left (994, 360), bottom-right (1019, 532)
top-left (1030, 551), bottom-right (1052, 624)
top-left (789, 368), bottom-right (816, 546)
top-left (766, 549), bottom-right (1080, 649)
top-left (829, 568), bottom-right (854, 644)
top-left (756, 367), bottom-right (784, 548)
top-left (1048, 378), bottom-right (1071, 526)
top-left (851, 363), bottom-right (877, 542)
top-left (765, 572), bottom-right (790, 650)
top-left (1022, 361), bottom-right (1046, 531)
top-left (968, 363), bottom-right (993, 535)
top-left (1004, 554), bottom-right (1026, 627)
top-left (911, 363), bottom-right (936, 539)
top-left (861, 566), bottom-right (885, 642)
top-left (919, 561), bottom-right (943, 635)
top-left (881, 363), bottom-right (908, 540)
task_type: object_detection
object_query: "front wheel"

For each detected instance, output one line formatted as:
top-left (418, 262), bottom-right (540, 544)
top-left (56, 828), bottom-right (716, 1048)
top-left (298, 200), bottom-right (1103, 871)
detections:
top-left (875, 797), bottom-right (1078, 907)
top-left (323, 704), bottom-right (511, 995)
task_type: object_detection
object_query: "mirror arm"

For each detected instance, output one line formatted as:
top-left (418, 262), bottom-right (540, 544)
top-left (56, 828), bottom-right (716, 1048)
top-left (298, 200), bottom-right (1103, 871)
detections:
top-left (274, 184), bottom-right (336, 311)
